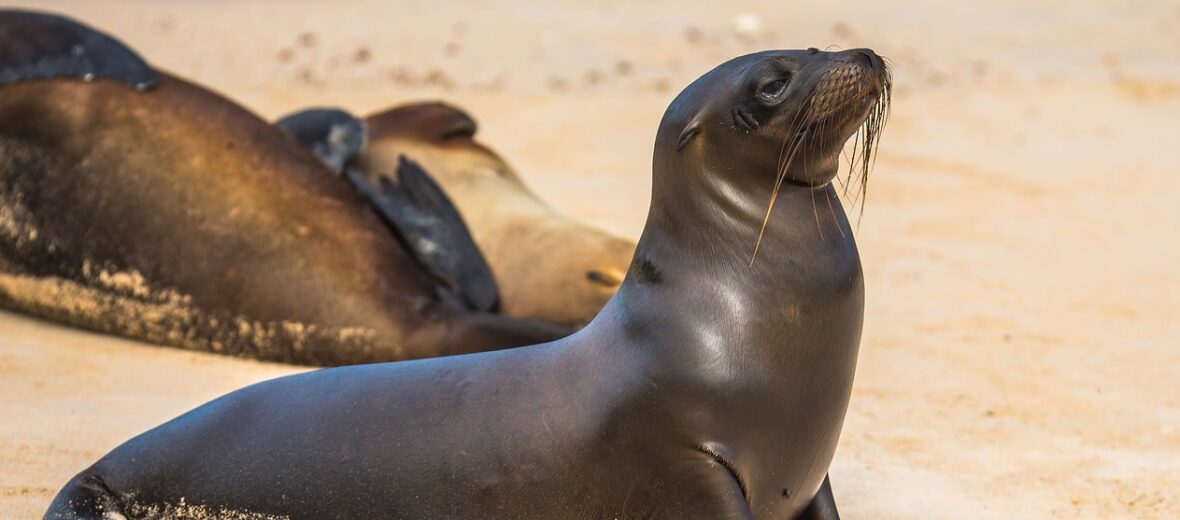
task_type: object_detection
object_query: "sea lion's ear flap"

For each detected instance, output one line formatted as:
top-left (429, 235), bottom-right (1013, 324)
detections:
top-left (0, 10), bottom-right (157, 90)
top-left (343, 156), bottom-right (500, 313)
top-left (676, 121), bottom-right (702, 151)
top-left (274, 108), bottom-right (368, 175)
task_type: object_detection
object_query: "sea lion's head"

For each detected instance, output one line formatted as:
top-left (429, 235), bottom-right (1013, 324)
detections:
top-left (362, 103), bottom-right (520, 190)
top-left (360, 103), bottom-right (635, 327)
top-left (659, 48), bottom-right (890, 193)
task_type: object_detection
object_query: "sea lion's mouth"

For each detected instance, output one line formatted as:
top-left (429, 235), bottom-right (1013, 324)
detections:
top-left (794, 96), bottom-right (877, 153)
top-left (779, 174), bottom-right (824, 189)
top-left (790, 58), bottom-right (891, 187)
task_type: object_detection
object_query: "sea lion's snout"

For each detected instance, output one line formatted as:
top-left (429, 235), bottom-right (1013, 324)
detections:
top-left (850, 48), bottom-right (885, 71)
top-left (773, 47), bottom-right (891, 188)
top-left (807, 48), bottom-right (888, 122)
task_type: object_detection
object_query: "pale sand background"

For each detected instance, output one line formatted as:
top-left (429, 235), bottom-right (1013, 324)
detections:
top-left (2, 0), bottom-right (1178, 518)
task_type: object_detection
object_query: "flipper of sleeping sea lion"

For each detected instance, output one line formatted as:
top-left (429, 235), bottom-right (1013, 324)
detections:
top-left (0, 9), bottom-right (155, 89)
top-left (279, 108), bottom-right (500, 311)
top-left (274, 107), bottom-right (366, 174)
top-left (344, 157), bottom-right (499, 312)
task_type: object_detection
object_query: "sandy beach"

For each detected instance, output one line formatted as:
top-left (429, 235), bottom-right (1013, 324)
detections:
top-left (2, 0), bottom-right (1178, 518)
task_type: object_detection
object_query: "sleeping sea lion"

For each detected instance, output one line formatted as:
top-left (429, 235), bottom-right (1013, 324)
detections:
top-left (0, 10), bottom-right (566, 366)
top-left (277, 103), bottom-right (636, 327)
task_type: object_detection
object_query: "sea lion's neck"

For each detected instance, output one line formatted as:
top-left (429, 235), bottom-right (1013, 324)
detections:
top-left (596, 169), bottom-right (863, 382)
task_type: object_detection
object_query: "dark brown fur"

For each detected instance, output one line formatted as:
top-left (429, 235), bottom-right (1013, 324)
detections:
top-left (0, 74), bottom-right (563, 365)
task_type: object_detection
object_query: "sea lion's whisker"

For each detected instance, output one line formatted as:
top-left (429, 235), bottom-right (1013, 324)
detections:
top-left (752, 89), bottom-right (821, 267)
top-left (825, 184), bottom-right (846, 238)
top-left (841, 124), bottom-right (862, 192)
top-left (852, 77), bottom-right (892, 226)
top-left (751, 128), bottom-right (809, 266)
top-left (844, 126), bottom-right (864, 197)
top-left (776, 99), bottom-right (812, 176)
top-left (771, 89), bottom-right (850, 247)
top-left (776, 92), bottom-right (818, 175)
top-left (808, 117), bottom-right (828, 241)
top-left (809, 170), bottom-right (825, 241)
top-left (850, 114), bottom-right (873, 209)
top-left (835, 67), bottom-right (891, 224)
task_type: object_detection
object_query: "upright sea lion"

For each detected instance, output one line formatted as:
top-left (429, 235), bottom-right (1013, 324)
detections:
top-left (277, 103), bottom-right (637, 327)
top-left (46, 47), bottom-right (890, 519)
top-left (0, 10), bottom-right (565, 366)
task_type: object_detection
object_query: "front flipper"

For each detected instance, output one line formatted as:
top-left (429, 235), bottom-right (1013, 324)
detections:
top-left (343, 157), bottom-right (499, 312)
top-left (0, 10), bottom-right (156, 89)
top-left (274, 108), bottom-right (367, 174)
top-left (795, 475), bottom-right (840, 520)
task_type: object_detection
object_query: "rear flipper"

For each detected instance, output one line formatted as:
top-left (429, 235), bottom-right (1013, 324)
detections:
top-left (273, 108), bottom-right (366, 174)
top-left (344, 157), bottom-right (500, 312)
top-left (0, 9), bottom-right (156, 89)
top-left (795, 475), bottom-right (840, 520)
top-left (43, 472), bottom-right (125, 520)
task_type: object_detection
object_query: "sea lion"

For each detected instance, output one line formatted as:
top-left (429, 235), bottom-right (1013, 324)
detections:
top-left (274, 108), bottom-right (502, 313)
top-left (277, 103), bottom-right (636, 327)
top-left (46, 47), bottom-right (890, 519)
top-left (0, 10), bottom-right (566, 366)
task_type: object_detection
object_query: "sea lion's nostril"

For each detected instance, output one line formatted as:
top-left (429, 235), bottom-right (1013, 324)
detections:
top-left (586, 269), bottom-right (624, 287)
top-left (856, 50), bottom-right (878, 68)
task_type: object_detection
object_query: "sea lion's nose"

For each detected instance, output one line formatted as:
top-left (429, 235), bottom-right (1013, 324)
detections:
top-left (845, 48), bottom-right (882, 70)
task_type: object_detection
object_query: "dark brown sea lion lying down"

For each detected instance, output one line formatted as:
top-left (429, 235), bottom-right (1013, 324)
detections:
top-left (0, 10), bottom-right (566, 365)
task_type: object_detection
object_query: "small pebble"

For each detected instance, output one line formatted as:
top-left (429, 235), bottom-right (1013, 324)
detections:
top-left (297, 32), bottom-right (317, 47)
top-left (734, 13), bottom-right (762, 36)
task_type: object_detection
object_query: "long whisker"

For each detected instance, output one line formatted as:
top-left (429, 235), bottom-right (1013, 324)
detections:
top-left (845, 125), bottom-right (864, 197)
top-left (825, 184), bottom-right (846, 238)
top-left (750, 81), bottom-right (825, 266)
top-left (775, 91), bottom-right (819, 177)
top-left (854, 69), bottom-right (891, 227)
top-left (750, 127), bottom-right (809, 266)
top-left (808, 110), bottom-right (829, 240)
top-left (835, 64), bottom-right (892, 227)
top-left (809, 171), bottom-right (824, 240)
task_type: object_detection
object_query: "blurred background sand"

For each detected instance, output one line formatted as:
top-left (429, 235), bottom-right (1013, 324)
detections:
top-left (1, 0), bottom-right (1178, 518)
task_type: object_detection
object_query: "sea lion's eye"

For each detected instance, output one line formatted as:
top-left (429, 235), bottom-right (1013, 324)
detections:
top-left (759, 78), bottom-right (789, 99)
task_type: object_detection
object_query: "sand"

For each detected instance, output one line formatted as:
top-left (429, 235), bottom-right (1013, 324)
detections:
top-left (2, 0), bottom-right (1178, 518)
